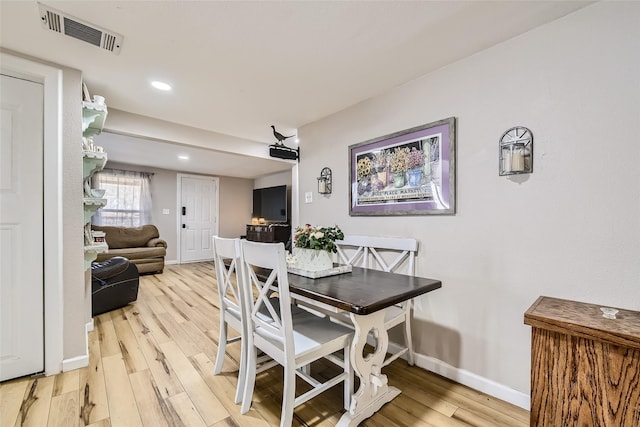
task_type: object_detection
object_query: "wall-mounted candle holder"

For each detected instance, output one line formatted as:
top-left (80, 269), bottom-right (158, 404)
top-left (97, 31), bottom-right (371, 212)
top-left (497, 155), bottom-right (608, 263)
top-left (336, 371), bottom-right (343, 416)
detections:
top-left (499, 126), bottom-right (533, 176)
top-left (317, 167), bottom-right (332, 194)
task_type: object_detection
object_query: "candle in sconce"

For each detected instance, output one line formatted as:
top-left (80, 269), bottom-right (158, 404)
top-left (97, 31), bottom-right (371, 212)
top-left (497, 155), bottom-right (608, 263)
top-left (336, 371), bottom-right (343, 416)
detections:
top-left (502, 149), bottom-right (512, 173)
top-left (511, 149), bottom-right (525, 172)
top-left (93, 95), bottom-right (105, 106)
top-left (318, 180), bottom-right (326, 193)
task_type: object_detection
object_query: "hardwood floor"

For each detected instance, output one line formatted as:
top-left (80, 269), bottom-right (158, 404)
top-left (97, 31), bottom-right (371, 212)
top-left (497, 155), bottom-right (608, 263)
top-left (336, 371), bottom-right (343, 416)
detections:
top-left (1, 263), bottom-right (529, 427)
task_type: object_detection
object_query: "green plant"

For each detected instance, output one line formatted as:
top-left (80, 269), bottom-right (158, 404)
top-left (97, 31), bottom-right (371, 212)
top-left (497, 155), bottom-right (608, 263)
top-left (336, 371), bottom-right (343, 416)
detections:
top-left (293, 224), bottom-right (344, 253)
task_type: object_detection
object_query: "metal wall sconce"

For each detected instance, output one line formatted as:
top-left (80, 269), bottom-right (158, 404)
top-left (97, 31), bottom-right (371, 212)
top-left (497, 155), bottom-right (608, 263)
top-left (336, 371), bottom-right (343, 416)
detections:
top-left (499, 126), bottom-right (533, 176)
top-left (317, 167), bottom-right (332, 194)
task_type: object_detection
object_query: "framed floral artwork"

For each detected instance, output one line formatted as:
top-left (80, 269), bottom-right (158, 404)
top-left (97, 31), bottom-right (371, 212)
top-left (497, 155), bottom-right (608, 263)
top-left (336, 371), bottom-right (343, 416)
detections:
top-left (349, 117), bottom-right (456, 216)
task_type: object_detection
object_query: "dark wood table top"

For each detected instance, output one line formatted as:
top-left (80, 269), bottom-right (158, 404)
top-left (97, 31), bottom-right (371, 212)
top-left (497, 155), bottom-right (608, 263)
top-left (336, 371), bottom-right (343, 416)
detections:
top-left (287, 267), bottom-right (441, 315)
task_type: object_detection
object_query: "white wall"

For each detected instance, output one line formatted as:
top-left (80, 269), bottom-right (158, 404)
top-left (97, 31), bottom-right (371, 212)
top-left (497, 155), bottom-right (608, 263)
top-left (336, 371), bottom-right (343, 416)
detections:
top-left (104, 161), bottom-right (254, 260)
top-left (297, 2), bottom-right (640, 406)
top-left (219, 176), bottom-right (254, 238)
top-left (254, 169), bottom-right (292, 189)
top-left (62, 64), bottom-right (85, 361)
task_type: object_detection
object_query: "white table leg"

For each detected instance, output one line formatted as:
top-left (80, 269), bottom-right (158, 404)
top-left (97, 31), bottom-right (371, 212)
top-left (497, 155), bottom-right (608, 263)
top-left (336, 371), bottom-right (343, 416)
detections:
top-left (336, 310), bottom-right (400, 427)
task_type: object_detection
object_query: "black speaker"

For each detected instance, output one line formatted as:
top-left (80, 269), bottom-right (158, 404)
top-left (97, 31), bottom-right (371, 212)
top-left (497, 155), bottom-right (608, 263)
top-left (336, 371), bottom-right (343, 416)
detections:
top-left (269, 144), bottom-right (299, 161)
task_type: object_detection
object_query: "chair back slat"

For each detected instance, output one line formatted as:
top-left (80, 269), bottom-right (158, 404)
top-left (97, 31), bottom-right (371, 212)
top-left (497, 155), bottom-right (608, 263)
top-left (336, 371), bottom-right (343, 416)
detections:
top-left (240, 240), bottom-right (294, 351)
top-left (336, 245), bottom-right (364, 266)
top-left (212, 237), bottom-right (243, 312)
top-left (336, 235), bottom-right (418, 275)
top-left (249, 267), bottom-right (283, 341)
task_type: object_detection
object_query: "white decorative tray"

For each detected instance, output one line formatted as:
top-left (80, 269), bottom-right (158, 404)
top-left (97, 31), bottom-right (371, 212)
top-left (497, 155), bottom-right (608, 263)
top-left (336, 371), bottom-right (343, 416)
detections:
top-left (287, 263), bottom-right (352, 279)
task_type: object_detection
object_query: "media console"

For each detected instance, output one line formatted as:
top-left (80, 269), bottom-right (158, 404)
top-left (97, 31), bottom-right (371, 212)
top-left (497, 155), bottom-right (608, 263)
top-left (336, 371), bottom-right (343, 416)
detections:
top-left (246, 224), bottom-right (291, 246)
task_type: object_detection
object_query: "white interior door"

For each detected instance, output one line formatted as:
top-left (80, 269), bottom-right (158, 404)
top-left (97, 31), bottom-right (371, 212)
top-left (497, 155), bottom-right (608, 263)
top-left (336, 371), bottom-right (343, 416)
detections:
top-left (179, 175), bottom-right (217, 263)
top-left (0, 74), bottom-right (44, 381)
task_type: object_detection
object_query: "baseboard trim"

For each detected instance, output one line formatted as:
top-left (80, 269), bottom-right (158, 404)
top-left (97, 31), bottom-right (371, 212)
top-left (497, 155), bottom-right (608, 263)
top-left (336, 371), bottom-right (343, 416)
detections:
top-left (62, 320), bottom-right (93, 372)
top-left (385, 341), bottom-right (530, 410)
top-left (165, 259), bottom-right (214, 265)
top-left (62, 354), bottom-right (89, 372)
top-left (174, 259), bottom-right (213, 265)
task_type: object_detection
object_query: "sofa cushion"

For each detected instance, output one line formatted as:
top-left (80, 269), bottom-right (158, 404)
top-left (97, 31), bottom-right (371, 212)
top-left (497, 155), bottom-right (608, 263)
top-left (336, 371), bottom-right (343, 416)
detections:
top-left (93, 225), bottom-right (160, 249)
top-left (130, 259), bottom-right (164, 274)
top-left (101, 246), bottom-right (166, 261)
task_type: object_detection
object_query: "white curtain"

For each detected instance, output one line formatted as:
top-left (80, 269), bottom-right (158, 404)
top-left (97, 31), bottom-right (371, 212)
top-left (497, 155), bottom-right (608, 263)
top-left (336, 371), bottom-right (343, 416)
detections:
top-left (92, 168), bottom-right (153, 227)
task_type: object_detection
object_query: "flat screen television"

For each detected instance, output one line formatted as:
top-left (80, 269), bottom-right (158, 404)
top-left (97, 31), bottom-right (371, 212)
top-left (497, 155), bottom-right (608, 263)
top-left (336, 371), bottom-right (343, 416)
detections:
top-left (252, 185), bottom-right (288, 223)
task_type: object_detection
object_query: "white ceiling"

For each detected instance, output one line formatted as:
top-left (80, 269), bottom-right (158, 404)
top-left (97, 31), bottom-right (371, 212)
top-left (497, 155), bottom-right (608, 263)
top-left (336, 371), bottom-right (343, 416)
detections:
top-left (0, 1), bottom-right (591, 178)
top-left (94, 130), bottom-right (293, 178)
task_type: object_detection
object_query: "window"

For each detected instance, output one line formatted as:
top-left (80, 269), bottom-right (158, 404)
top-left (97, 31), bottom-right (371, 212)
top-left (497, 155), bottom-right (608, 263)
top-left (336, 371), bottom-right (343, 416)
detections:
top-left (92, 169), bottom-right (153, 227)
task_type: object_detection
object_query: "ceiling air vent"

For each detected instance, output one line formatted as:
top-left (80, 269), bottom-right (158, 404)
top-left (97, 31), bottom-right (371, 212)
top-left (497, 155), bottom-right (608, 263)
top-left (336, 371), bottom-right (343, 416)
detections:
top-left (38, 3), bottom-right (123, 55)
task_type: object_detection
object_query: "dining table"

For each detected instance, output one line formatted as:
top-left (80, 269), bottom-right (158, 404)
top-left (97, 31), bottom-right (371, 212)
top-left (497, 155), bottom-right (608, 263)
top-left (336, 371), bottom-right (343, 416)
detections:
top-left (285, 266), bottom-right (442, 427)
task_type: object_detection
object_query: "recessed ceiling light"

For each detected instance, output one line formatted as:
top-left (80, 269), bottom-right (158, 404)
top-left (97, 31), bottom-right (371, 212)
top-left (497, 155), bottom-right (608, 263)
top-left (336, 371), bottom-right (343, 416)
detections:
top-left (151, 80), bottom-right (172, 91)
top-left (178, 154), bottom-right (189, 160)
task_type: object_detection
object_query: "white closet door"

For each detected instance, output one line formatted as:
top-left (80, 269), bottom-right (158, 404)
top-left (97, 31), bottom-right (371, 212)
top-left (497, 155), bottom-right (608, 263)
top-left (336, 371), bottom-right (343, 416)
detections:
top-left (0, 74), bottom-right (44, 381)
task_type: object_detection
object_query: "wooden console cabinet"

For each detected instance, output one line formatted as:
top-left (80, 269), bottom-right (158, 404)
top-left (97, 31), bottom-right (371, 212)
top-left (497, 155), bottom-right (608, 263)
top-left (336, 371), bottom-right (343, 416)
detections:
top-left (524, 296), bottom-right (640, 426)
top-left (246, 224), bottom-right (291, 245)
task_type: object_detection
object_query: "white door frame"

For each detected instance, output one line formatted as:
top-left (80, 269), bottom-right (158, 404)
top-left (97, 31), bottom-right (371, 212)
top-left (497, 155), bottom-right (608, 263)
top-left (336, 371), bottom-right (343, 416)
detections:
top-left (1, 52), bottom-right (64, 376)
top-left (176, 173), bottom-right (219, 263)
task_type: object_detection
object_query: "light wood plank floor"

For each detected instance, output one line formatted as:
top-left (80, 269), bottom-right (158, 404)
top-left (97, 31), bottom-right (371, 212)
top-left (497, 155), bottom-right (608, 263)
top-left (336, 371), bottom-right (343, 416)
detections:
top-left (1, 262), bottom-right (529, 427)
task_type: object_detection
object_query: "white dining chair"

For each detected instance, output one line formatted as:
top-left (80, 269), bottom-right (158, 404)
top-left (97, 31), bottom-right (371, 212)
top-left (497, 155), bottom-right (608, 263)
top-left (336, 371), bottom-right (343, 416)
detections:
top-left (212, 236), bottom-right (287, 402)
top-left (212, 236), bottom-right (256, 404)
top-left (213, 236), bottom-right (322, 406)
top-left (335, 235), bottom-right (418, 366)
top-left (239, 240), bottom-right (354, 426)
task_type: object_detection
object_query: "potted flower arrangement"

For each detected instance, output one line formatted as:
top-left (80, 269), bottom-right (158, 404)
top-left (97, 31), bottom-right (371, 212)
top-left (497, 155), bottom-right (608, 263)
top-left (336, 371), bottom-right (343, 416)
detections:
top-left (372, 150), bottom-right (388, 188)
top-left (389, 147), bottom-right (409, 188)
top-left (292, 224), bottom-right (344, 271)
top-left (406, 147), bottom-right (425, 187)
top-left (356, 156), bottom-right (372, 195)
